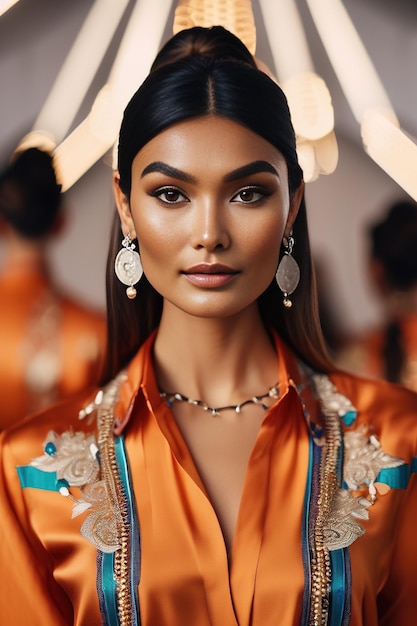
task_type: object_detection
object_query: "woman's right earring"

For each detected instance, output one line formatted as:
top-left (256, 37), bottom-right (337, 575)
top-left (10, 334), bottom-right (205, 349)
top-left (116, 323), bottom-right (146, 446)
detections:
top-left (276, 235), bottom-right (300, 308)
top-left (114, 233), bottom-right (143, 299)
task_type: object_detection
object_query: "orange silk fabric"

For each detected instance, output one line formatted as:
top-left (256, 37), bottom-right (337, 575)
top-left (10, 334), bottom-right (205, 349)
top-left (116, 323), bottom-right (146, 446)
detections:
top-left (0, 333), bottom-right (417, 625)
top-left (0, 266), bottom-right (106, 430)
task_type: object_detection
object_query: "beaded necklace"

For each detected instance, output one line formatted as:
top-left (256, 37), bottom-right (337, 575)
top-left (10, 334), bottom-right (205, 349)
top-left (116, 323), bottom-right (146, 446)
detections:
top-left (159, 383), bottom-right (280, 416)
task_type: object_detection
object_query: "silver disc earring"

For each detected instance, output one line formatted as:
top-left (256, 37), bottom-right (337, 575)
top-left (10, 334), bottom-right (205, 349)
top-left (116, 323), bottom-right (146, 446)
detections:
top-left (114, 233), bottom-right (143, 299)
top-left (276, 235), bottom-right (300, 308)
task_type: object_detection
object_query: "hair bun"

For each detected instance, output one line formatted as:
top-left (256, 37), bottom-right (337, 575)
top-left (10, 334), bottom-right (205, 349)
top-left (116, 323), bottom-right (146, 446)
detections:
top-left (150, 25), bottom-right (256, 72)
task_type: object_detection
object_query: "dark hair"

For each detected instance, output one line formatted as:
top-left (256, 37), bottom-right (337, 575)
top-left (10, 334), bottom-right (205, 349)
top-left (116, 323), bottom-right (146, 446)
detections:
top-left (150, 25), bottom-right (256, 72)
top-left (370, 199), bottom-right (417, 290)
top-left (0, 147), bottom-right (62, 239)
top-left (102, 26), bottom-right (332, 381)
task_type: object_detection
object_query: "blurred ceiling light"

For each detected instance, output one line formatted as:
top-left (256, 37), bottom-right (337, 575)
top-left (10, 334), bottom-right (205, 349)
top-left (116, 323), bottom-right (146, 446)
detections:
top-left (0, 0), bottom-right (19, 18)
top-left (361, 110), bottom-right (417, 200)
top-left (306, 0), bottom-right (417, 200)
top-left (107, 0), bottom-right (172, 111)
top-left (259, 0), bottom-right (313, 80)
top-left (259, 0), bottom-right (337, 182)
top-left (306, 0), bottom-right (397, 126)
top-left (173, 0), bottom-right (256, 54)
top-left (33, 0), bottom-right (130, 144)
top-left (25, 0), bottom-right (414, 198)
top-left (53, 0), bottom-right (172, 191)
top-left (13, 131), bottom-right (56, 157)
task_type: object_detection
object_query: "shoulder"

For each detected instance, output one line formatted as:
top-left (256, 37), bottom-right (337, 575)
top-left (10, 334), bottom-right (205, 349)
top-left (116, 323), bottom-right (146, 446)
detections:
top-left (329, 369), bottom-right (417, 460)
top-left (0, 386), bottom-right (99, 468)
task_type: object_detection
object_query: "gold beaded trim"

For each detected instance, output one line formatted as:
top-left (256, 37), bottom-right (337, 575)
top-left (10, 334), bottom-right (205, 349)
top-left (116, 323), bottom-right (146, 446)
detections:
top-left (309, 406), bottom-right (342, 626)
top-left (97, 404), bottom-right (134, 626)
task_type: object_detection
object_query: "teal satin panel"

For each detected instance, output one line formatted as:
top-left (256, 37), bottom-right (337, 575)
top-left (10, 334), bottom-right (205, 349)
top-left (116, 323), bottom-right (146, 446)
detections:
top-left (100, 552), bottom-right (119, 626)
top-left (17, 465), bottom-right (59, 491)
top-left (329, 549), bottom-right (348, 626)
top-left (376, 459), bottom-right (417, 489)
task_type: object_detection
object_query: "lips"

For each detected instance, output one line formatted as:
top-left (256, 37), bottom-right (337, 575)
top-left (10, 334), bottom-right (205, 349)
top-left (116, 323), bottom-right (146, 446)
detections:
top-left (183, 263), bottom-right (238, 274)
top-left (182, 263), bottom-right (239, 287)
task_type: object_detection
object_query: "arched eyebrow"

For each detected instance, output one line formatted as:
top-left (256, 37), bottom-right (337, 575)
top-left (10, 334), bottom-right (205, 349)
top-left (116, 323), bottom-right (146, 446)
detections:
top-left (141, 162), bottom-right (195, 182)
top-left (141, 160), bottom-right (279, 182)
top-left (223, 160), bottom-right (280, 182)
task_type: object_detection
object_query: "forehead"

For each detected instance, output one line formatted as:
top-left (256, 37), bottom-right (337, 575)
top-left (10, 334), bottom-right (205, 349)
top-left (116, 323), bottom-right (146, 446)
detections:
top-left (131, 116), bottom-right (287, 175)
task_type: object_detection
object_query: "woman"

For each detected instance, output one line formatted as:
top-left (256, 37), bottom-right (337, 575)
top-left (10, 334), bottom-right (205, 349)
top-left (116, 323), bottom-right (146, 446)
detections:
top-left (0, 26), bottom-right (416, 626)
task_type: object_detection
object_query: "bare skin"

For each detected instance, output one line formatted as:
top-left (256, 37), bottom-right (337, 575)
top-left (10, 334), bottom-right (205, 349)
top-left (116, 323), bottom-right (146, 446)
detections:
top-left (115, 115), bottom-right (303, 554)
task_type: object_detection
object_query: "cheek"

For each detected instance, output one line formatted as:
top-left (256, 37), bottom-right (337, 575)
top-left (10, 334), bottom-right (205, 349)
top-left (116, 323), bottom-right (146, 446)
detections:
top-left (130, 203), bottom-right (178, 255)
top-left (245, 217), bottom-right (286, 266)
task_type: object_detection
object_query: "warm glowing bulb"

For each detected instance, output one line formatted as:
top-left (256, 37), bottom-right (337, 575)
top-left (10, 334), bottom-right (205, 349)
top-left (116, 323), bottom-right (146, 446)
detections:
top-left (173, 0), bottom-right (256, 54)
top-left (0, 0), bottom-right (19, 18)
top-left (282, 72), bottom-right (334, 141)
top-left (306, 0), bottom-right (397, 125)
top-left (34, 0), bottom-right (130, 143)
top-left (259, 0), bottom-right (313, 81)
top-left (361, 110), bottom-right (417, 201)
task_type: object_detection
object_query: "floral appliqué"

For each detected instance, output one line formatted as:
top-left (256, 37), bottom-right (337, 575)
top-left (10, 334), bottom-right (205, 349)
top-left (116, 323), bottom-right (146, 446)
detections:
top-left (312, 373), bottom-right (405, 551)
top-left (29, 375), bottom-right (127, 553)
top-left (31, 429), bottom-right (119, 553)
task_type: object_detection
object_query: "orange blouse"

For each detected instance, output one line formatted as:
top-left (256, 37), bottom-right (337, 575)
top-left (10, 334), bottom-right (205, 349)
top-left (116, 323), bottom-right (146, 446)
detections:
top-left (0, 332), bottom-right (416, 625)
top-left (0, 266), bottom-right (106, 430)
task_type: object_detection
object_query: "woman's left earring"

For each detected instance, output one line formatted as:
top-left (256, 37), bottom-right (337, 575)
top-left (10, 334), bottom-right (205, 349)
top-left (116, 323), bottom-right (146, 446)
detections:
top-left (276, 235), bottom-right (300, 308)
top-left (114, 233), bottom-right (143, 299)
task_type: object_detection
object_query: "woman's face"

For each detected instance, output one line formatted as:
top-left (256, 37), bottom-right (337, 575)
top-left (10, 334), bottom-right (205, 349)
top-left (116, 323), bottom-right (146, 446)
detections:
top-left (115, 116), bottom-right (302, 319)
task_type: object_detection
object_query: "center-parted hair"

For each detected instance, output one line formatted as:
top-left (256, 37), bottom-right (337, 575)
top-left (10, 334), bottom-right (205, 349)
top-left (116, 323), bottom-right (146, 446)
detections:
top-left (103, 26), bottom-right (331, 381)
top-left (117, 56), bottom-right (302, 197)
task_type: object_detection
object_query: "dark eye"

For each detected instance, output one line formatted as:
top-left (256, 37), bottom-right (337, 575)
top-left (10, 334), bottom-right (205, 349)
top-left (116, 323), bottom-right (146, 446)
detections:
top-left (153, 187), bottom-right (188, 205)
top-left (231, 186), bottom-right (267, 204)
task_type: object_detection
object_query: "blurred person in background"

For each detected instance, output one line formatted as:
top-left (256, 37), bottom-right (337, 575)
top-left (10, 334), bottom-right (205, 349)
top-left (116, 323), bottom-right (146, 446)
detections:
top-left (0, 146), bottom-right (106, 430)
top-left (336, 199), bottom-right (417, 391)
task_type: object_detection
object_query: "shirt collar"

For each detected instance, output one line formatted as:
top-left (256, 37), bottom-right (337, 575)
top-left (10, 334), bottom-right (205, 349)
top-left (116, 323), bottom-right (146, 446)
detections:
top-left (110, 328), bottom-right (317, 436)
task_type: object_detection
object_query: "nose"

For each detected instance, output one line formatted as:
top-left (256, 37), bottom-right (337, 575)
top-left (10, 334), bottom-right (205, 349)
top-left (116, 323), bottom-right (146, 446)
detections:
top-left (191, 198), bottom-right (231, 251)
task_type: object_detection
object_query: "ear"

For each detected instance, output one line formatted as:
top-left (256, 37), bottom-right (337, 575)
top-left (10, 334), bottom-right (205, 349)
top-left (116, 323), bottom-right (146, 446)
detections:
top-left (113, 172), bottom-right (137, 239)
top-left (284, 181), bottom-right (304, 239)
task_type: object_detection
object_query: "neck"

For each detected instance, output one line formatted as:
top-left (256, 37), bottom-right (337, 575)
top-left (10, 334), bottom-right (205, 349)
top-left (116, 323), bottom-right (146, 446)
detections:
top-left (153, 303), bottom-right (278, 407)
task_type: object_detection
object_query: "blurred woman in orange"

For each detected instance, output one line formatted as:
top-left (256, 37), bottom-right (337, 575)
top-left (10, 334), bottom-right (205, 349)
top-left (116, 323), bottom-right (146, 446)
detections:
top-left (0, 147), bottom-right (106, 429)
top-left (337, 200), bottom-right (417, 391)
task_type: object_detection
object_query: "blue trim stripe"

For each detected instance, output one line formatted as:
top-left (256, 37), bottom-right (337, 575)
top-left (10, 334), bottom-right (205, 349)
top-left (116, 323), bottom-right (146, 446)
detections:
top-left (329, 549), bottom-right (348, 626)
top-left (100, 552), bottom-right (119, 626)
top-left (17, 466), bottom-right (59, 491)
top-left (300, 437), bottom-right (314, 626)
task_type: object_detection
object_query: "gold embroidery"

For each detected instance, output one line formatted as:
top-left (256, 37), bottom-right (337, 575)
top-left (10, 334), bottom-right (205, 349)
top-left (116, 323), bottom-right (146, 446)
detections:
top-left (32, 430), bottom-right (99, 486)
top-left (343, 426), bottom-right (404, 500)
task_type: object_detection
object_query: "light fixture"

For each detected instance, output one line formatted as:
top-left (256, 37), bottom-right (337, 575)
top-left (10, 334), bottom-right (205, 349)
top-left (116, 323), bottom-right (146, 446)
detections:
top-left (34, 0), bottom-right (130, 144)
top-left (0, 0), bottom-right (19, 18)
top-left (7, 0), bottom-right (415, 198)
top-left (51, 0), bottom-right (172, 191)
top-left (173, 0), bottom-right (256, 54)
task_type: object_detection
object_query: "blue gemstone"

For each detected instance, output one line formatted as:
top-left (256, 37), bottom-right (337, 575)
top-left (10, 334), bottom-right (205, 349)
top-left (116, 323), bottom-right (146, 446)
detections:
top-left (342, 410), bottom-right (357, 426)
top-left (45, 442), bottom-right (57, 455)
top-left (56, 478), bottom-right (69, 490)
